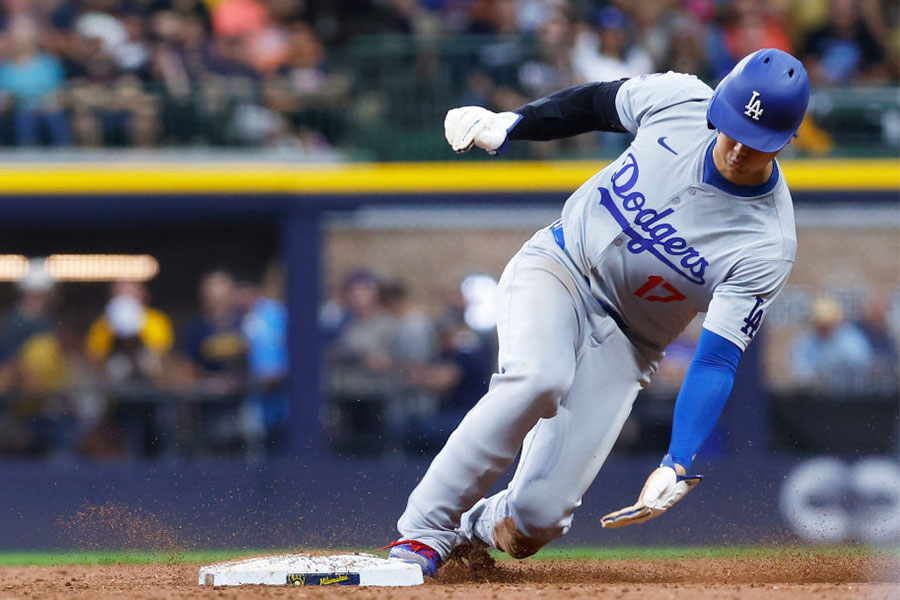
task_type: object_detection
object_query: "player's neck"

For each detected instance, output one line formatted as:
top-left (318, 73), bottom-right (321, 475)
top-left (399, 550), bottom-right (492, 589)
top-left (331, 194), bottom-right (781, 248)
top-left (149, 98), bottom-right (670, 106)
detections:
top-left (712, 141), bottom-right (774, 187)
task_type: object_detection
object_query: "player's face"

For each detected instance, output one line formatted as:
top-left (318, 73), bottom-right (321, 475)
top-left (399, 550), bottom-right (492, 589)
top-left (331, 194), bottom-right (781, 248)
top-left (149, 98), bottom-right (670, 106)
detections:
top-left (714, 132), bottom-right (780, 185)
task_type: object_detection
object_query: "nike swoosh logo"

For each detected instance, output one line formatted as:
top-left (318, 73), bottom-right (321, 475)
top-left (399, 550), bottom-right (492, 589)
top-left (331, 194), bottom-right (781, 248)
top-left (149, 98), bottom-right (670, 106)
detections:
top-left (657, 137), bottom-right (678, 155)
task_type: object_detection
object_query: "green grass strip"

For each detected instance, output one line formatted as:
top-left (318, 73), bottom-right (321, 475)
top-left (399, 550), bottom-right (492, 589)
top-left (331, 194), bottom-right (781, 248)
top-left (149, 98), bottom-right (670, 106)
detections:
top-left (518, 544), bottom-right (896, 561)
top-left (0, 549), bottom-right (284, 567)
top-left (0, 545), bottom-right (894, 567)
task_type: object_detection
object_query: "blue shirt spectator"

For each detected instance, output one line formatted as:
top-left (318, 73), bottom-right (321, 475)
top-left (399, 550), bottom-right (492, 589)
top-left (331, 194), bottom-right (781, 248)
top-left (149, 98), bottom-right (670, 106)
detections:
top-left (242, 297), bottom-right (288, 380)
top-left (802, 0), bottom-right (886, 84)
top-left (0, 52), bottom-right (65, 106)
top-left (0, 17), bottom-right (71, 145)
top-left (237, 282), bottom-right (289, 451)
top-left (791, 297), bottom-right (874, 390)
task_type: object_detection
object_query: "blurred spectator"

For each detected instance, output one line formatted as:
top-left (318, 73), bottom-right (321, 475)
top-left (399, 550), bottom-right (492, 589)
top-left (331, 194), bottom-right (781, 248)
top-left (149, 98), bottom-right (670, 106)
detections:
top-left (467, 0), bottom-right (520, 36)
top-left (150, 7), bottom-right (265, 146)
top-left (75, 9), bottom-right (148, 76)
top-left (708, 0), bottom-right (792, 79)
top-left (180, 270), bottom-right (249, 454)
top-left (81, 280), bottom-right (174, 457)
top-left (280, 22), bottom-right (335, 94)
top-left (149, 11), bottom-right (221, 144)
top-left (402, 309), bottom-right (493, 456)
top-left (212, 0), bottom-right (269, 38)
top-left (569, 7), bottom-right (650, 154)
top-left (791, 296), bottom-right (874, 390)
top-left (381, 279), bottom-right (434, 374)
top-left (802, 0), bottom-right (887, 85)
top-left (460, 0), bottom-right (531, 112)
top-left (60, 7), bottom-right (160, 146)
top-left (630, 0), bottom-right (679, 70)
top-left (571, 7), bottom-right (653, 84)
top-left (380, 278), bottom-right (437, 430)
top-left (324, 268), bottom-right (396, 454)
top-left (854, 292), bottom-right (899, 389)
top-left (0, 16), bottom-right (71, 146)
top-left (261, 22), bottom-right (348, 148)
top-left (327, 269), bottom-right (394, 375)
top-left (235, 276), bottom-right (289, 452)
top-left (0, 260), bottom-right (68, 456)
top-left (517, 8), bottom-right (574, 100)
top-left (399, 275), bottom-right (498, 455)
top-left (662, 13), bottom-right (712, 80)
top-left (183, 270), bottom-right (247, 383)
top-left (460, 9), bottom-right (576, 157)
top-left (85, 281), bottom-right (174, 369)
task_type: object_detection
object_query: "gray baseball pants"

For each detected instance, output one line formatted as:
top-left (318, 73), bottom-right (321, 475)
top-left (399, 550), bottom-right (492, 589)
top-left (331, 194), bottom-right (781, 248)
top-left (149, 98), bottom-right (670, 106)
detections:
top-left (397, 228), bottom-right (659, 558)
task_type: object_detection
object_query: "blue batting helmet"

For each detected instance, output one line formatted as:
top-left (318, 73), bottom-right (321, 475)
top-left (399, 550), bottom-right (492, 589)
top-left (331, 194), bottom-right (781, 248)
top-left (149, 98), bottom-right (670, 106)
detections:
top-left (707, 49), bottom-right (810, 153)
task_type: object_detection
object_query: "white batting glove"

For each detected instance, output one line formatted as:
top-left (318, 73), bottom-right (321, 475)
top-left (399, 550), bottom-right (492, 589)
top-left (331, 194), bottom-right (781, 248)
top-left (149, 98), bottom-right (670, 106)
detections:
top-left (600, 461), bottom-right (702, 529)
top-left (444, 106), bottom-right (522, 154)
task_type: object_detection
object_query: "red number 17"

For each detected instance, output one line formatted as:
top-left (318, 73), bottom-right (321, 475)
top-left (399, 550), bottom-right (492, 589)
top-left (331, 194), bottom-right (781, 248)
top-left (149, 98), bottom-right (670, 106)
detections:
top-left (633, 275), bottom-right (686, 303)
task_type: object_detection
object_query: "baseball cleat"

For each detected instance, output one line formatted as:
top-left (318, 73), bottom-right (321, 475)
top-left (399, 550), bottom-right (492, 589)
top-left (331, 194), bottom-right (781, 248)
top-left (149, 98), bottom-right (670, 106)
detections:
top-left (381, 540), bottom-right (440, 577)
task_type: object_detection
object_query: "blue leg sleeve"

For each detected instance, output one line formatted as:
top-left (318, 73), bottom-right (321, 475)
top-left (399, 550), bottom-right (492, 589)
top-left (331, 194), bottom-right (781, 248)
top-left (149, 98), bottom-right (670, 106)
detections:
top-left (666, 328), bottom-right (742, 471)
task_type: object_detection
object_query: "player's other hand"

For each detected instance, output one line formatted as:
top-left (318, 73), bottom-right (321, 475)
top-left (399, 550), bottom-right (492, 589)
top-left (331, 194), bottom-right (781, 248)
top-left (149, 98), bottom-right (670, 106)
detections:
top-left (444, 106), bottom-right (521, 155)
top-left (600, 459), bottom-right (702, 529)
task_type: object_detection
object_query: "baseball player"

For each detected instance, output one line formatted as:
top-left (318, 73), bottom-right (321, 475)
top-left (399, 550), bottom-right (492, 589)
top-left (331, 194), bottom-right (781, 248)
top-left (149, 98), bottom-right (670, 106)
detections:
top-left (384, 49), bottom-right (809, 575)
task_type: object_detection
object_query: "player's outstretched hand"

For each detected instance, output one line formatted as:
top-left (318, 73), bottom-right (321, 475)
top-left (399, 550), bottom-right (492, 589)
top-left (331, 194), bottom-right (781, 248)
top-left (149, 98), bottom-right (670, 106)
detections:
top-left (444, 106), bottom-right (521, 155)
top-left (600, 461), bottom-right (702, 529)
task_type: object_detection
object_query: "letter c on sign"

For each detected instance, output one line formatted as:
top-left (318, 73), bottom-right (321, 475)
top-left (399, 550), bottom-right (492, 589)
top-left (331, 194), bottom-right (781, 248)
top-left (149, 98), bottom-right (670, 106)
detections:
top-left (779, 458), bottom-right (900, 544)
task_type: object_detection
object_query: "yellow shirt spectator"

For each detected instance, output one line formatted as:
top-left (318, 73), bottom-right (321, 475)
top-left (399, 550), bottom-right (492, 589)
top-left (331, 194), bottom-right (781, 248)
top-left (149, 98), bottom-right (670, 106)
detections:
top-left (85, 307), bottom-right (174, 361)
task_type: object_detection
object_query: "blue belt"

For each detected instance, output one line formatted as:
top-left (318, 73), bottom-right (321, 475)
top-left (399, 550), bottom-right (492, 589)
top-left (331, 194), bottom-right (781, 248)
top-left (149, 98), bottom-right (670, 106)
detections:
top-left (550, 219), bottom-right (628, 332)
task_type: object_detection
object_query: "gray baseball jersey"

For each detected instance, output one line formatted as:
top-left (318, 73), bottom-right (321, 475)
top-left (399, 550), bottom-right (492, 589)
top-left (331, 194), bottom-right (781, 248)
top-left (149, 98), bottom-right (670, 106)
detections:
top-left (559, 71), bottom-right (796, 353)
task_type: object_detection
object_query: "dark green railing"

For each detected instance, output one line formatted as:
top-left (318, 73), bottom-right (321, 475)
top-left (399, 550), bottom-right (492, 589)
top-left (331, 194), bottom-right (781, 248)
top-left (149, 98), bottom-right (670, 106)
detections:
top-left (337, 35), bottom-right (899, 160)
top-left (24, 35), bottom-right (900, 160)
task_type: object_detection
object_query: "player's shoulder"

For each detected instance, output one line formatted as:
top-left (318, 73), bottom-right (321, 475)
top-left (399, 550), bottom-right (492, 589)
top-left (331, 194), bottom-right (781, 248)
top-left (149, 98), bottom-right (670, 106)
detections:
top-left (616, 72), bottom-right (713, 133)
top-left (618, 71), bottom-right (713, 106)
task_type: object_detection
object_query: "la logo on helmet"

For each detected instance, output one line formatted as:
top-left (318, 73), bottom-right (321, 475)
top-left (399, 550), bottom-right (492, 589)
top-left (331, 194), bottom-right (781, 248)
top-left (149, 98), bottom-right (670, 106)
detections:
top-left (744, 91), bottom-right (763, 121)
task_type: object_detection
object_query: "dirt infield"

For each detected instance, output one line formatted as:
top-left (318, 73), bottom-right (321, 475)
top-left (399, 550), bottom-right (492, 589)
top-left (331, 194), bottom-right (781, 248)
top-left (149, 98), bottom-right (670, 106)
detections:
top-left (1, 553), bottom-right (897, 599)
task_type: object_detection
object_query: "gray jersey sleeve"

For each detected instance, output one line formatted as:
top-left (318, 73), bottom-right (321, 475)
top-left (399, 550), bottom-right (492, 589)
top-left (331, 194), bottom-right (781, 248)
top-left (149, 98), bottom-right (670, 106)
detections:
top-left (614, 72), bottom-right (714, 134)
top-left (703, 258), bottom-right (793, 351)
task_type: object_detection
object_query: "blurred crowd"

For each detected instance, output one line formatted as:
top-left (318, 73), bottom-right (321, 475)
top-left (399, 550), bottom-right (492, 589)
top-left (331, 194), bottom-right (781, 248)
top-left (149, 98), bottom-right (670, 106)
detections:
top-left (2, 256), bottom-right (896, 460)
top-left (789, 294), bottom-right (899, 394)
top-left (0, 0), bottom-right (894, 151)
top-left (320, 268), bottom-right (496, 456)
top-left (641, 290), bottom-right (900, 396)
top-left (319, 268), bottom-right (900, 457)
top-left (0, 260), bottom-right (289, 458)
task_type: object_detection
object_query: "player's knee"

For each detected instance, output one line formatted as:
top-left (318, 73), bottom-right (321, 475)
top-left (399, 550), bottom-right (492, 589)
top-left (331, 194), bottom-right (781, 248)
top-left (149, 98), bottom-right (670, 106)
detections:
top-left (518, 369), bottom-right (573, 416)
top-left (492, 516), bottom-right (549, 560)
top-left (507, 484), bottom-right (575, 544)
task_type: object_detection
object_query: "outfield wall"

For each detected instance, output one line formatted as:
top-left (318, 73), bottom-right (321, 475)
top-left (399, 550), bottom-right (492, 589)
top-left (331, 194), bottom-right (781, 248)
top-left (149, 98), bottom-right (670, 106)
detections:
top-left (2, 454), bottom-right (897, 549)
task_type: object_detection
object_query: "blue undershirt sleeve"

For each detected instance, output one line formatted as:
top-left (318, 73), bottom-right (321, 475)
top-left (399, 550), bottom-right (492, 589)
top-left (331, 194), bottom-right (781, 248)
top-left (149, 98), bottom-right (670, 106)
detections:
top-left (666, 328), bottom-right (743, 471)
